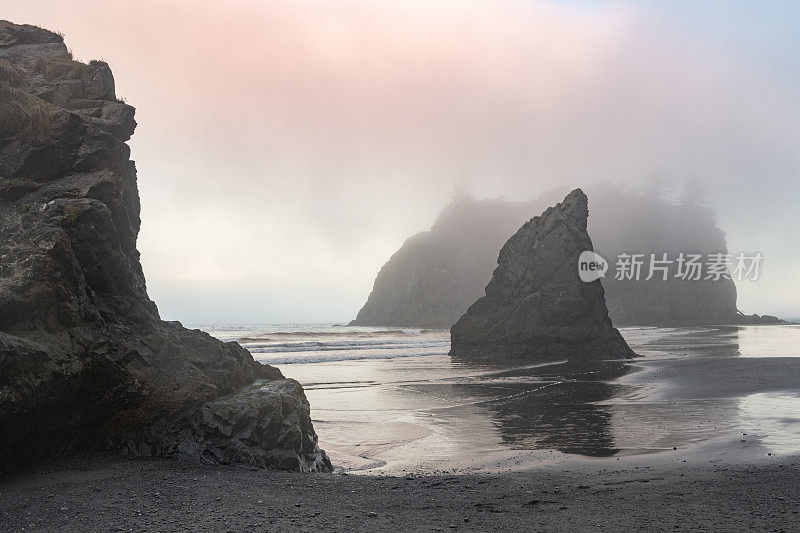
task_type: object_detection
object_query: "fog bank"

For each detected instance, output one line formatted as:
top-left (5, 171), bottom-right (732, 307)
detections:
top-left (5, 0), bottom-right (799, 321)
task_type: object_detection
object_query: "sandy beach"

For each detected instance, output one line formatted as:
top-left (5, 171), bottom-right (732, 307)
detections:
top-left (3, 325), bottom-right (800, 531)
top-left (2, 452), bottom-right (798, 532)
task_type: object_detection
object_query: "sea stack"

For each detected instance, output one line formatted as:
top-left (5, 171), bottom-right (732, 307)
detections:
top-left (0, 21), bottom-right (330, 471)
top-left (450, 188), bottom-right (635, 361)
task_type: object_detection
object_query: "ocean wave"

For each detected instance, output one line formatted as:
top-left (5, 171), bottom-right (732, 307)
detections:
top-left (235, 329), bottom-right (437, 343)
top-left (245, 340), bottom-right (450, 353)
top-left (254, 349), bottom-right (449, 365)
top-left (619, 326), bottom-right (717, 346)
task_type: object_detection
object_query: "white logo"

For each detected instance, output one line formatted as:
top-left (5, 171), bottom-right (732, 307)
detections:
top-left (578, 251), bottom-right (608, 282)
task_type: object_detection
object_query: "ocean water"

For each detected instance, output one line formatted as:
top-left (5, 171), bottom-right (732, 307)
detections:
top-left (197, 323), bottom-right (800, 474)
top-left (206, 324), bottom-right (450, 364)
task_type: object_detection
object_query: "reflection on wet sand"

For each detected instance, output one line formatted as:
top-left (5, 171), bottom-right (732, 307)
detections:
top-left (612, 326), bottom-right (800, 456)
top-left (287, 325), bottom-right (800, 473)
top-left (439, 360), bottom-right (630, 457)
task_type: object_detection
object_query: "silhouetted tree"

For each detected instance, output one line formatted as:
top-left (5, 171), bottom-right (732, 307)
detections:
top-left (450, 182), bottom-right (474, 203)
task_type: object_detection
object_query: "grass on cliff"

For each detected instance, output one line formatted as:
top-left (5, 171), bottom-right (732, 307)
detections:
top-left (32, 55), bottom-right (82, 83)
top-left (32, 54), bottom-right (107, 85)
top-left (0, 81), bottom-right (54, 143)
top-left (0, 59), bottom-right (23, 88)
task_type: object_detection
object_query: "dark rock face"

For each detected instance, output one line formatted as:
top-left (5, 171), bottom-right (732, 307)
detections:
top-left (0, 21), bottom-right (330, 472)
top-left (353, 185), bottom-right (739, 328)
top-left (450, 189), bottom-right (635, 361)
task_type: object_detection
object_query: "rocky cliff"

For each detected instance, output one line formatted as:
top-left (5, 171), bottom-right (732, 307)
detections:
top-left (353, 185), bottom-right (739, 328)
top-left (450, 189), bottom-right (635, 361)
top-left (352, 198), bottom-right (527, 328)
top-left (0, 21), bottom-right (330, 472)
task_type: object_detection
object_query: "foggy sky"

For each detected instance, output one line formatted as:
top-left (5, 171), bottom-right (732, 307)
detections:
top-left (5, 0), bottom-right (800, 322)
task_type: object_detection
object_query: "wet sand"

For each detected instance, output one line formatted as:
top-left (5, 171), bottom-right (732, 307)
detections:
top-left (299, 326), bottom-right (800, 473)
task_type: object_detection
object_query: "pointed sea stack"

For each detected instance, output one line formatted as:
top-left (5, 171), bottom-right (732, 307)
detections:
top-left (450, 188), bottom-right (635, 362)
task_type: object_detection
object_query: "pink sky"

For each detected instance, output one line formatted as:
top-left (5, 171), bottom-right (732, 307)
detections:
top-left (5, 0), bottom-right (800, 321)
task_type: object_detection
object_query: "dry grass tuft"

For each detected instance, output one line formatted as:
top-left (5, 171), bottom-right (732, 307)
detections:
top-left (63, 203), bottom-right (81, 222)
top-left (32, 55), bottom-right (83, 83)
top-left (0, 59), bottom-right (23, 88)
top-left (0, 82), bottom-right (56, 142)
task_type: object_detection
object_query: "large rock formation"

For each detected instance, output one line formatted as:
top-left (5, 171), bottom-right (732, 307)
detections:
top-left (0, 21), bottom-right (330, 472)
top-left (450, 189), bottom-right (635, 361)
top-left (352, 197), bottom-right (527, 328)
top-left (353, 185), bottom-right (739, 328)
